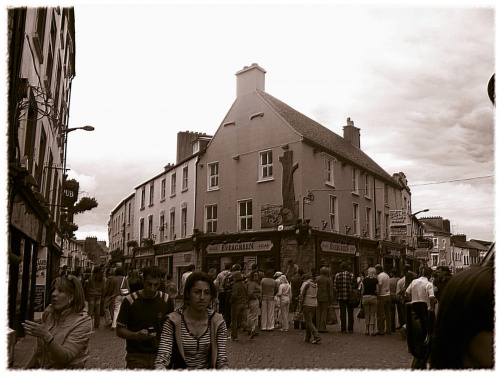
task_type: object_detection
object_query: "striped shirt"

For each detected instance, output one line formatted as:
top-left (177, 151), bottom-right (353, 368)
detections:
top-left (155, 309), bottom-right (227, 369)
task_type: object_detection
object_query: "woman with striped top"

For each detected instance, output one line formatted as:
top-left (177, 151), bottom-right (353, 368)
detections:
top-left (154, 272), bottom-right (228, 369)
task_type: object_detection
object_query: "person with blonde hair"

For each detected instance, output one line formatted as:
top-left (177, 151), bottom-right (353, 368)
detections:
top-left (361, 267), bottom-right (379, 335)
top-left (276, 274), bottom-right (292, 331)
top-left (23, 275), bottom-right (92, 369)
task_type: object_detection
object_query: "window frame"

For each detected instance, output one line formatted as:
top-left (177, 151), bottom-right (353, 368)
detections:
top-left (324, 157), bottom-right (335, 186)
top-left (182, 166), bottom-right (189, 191)
top-left (238, 199), bottom-right (253, 231)
top-left (353, 203), bottom-right (359, 235)
top-left (351, 168), bottom-right (358, 194)
top-left (329, 195), bottom-right (337, 232)
top-left (259, 149), bottom-right (273, 181)
top-left (205, 204), bottom-right (218, 234)
top-left (208, 162), bottom-right (219, 190)
top-left (170, 172), bottom-right (177, 196)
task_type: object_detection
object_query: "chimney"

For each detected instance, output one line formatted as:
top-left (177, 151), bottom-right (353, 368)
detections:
top-left (235, 63), bottom-right (266, 97)
top-left (343, 117), bottom-right (361, 148)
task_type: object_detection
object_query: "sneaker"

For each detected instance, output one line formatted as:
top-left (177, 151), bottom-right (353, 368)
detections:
top-left (249, 331), bottom-right (256, 339)
top-left (311, 338), bottom-right (322, 344)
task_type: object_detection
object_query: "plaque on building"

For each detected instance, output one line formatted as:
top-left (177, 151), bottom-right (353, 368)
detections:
top-left (206, 240), bottom-right (273, 254)
top-left (320, 241), bottom-right (356, 254)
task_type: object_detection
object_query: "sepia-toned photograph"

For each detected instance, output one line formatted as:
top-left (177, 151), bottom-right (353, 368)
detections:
top-left (3, 1), bottom-right (495, 371)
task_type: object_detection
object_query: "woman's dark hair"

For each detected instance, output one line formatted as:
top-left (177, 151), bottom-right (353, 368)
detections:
top-left (115, 267), bottom-right (125, 276)
top-left (182, 272), bottom-right (216, 308)
top-left (142, 265), bottom-right (163, 280)
top-left (264, 269), bottom-right (274, 278)
top-left (429, 266), bottom-right (494, 369)
top-left (51, 274), bottom-right (86, 314)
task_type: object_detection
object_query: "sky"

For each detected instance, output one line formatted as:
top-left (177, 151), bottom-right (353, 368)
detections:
top-left (5, 2), bottom-right (497, 244)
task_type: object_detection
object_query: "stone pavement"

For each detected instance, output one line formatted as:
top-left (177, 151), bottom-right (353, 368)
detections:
top-left (10, 310), bottom-right (414, 370)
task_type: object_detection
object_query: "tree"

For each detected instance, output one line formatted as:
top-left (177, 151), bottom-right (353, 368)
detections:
top-left (109, 248), bottom-right (123, 265)
top-left (61, 178), bottom-right (98, 238)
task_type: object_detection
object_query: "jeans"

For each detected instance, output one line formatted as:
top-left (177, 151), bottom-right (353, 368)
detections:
top-left (231, 303), bottom-right (249, 339)
top-left (338, 299), bottom-right (354, 332)
top-left (247, 299), bottom-right (260, 332)
top-left (261, 298), bottom-right (275, 330)
top-left (316, 300), bottom-right (329, 332)
top-left (112, 295), bottom-right (124, 328)
top-left (303, 305), bottom-right (320, 341)
top-left (362, 295), bottom-right (377, 326)
top-left (125, 352), bottom-right (157, 369)
top-left (88, 296), bottom-right (102, 328)
top-left (103, 296), bottom-right (115, 326)
top-left (376, 295), bottom-right (391, 334)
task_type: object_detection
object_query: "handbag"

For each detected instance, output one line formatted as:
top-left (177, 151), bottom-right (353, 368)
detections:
top-left (326, 305), bottom-right (338, 325)
top-left (120, 277), bottom-right (129, 296)
top-left (357, 305), bottom-right (365, 320)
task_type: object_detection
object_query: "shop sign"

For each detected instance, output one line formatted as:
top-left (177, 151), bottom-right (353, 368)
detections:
top-left (389, 210), bottom-right (407, 225)
top-left (135, 249), bottom-right (154, 258)
top-left (34, 285), bottom-right (45, 312)
top-left (206, 240), bottom-right (273, 254)
top-left (156, 243), bottom-right (183, 255)
top-left (320, 241), bottom-right (356, 254)
top-left (390, 226), bottom-right (407, 236)
top-left (11, 201), bottom-right (41, 241)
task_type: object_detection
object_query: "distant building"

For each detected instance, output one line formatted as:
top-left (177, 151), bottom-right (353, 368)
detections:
top-left (450, 235), bottom-right (492, 272)
top-left (420, 217), bottom-right (451, 270)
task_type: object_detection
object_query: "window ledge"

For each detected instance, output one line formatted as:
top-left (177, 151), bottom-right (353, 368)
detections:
top-left (351, 191), bottom-right (359, 197)
top-left (207, 187), bottom-right (220, 192)
top-left (181, 188), bottom-right (188, 193)
top-left (324, 182), bottom-right (335, 188)
top-left (257, 178), bottom-right (274, 183)
top-left (364, 195), bottom-right (372, 200)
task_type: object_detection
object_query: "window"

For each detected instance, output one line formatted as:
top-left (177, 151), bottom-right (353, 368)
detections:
top-left (324, 158), bottom-right (334, 186)
top-left (442, 239), bottom-right (447, 248)
top-left (208, 162), bottom-right (219, 190)
top-left (33, 8), bottom-right (47, 59)
top-left (205, 204), bottom-right (218, 233)
top-left (139, 218), bottom-right (144, 244)
top-left (36, 128), bottom-right (47, 186)
top-left (385, 214), bottom-right (389, 239)
top-left (353, 203), bottom-right (359, 235)
top-left (365, 207), bottom-right (372, 238)
top-left (182, 166), bottom-right (188, 191)
top-left (159, 214), bottom-right (165, 241)
top-left (464, 255), bottom-right (469, 265)
top-left (329, 195), bottom-right (337, 231)
top-left (127, 202), bottom-right (131, 224)
top-left (149, 183), bottom-right (154, 206)
top-left (364, 173), bottom-right (370, 198)
top-left (376, 211), bottom-right (382, 238)
top-left (432, 254), bottom-right (438, 267)
top-left (238, 199), bottom-right (253, 231)
top-left (351, 168), bottom-right (358, 193)
top-left (161, 178), bottom-right (166, 200)
top-left (170, 210), bottom-right (176, 239)
top-left (140, 187), bottom-right (145, 209)
top-left (171, 173), bottom-right (176, 196)
top-left (259, 150), bottom-right (273, 180)
top-left (384, 184), bottom-right (389, 206)
top-left (181, 207), bottom-right (187, 238)
top-left (148, 215), bottom-right (153, 238)
top-left (433, 238), bottom-right (438, 248)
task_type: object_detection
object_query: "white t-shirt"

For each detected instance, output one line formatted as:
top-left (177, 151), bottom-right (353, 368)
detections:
top-left (377, 272), bottom-right (391, 296)
top-left (405, 276), bottom-right (435, 310)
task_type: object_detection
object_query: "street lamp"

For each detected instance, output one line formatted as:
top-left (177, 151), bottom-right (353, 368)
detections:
top-left (411, 208), bottom-right (429, 217)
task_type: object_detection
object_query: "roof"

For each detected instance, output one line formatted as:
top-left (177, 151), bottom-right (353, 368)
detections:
top-left (255, 89), bottom-right (397, 185)
top-left (420, 221), bottom-right (449, 235)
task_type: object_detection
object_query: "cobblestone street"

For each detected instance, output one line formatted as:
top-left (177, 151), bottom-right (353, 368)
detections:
top-left (11, 309), bottom-right (413, 370)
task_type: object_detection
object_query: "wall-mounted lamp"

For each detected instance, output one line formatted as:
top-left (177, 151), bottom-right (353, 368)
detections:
top-left (345, 226), bottom-right (351, 234)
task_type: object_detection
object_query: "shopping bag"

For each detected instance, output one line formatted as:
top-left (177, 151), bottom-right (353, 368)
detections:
top-left (356, 306), bottom-right (365, 320)
top-left (326, 305), bottom-right (338, 325)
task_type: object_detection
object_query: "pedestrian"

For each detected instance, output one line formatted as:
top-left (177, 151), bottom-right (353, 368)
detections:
top-left (246, 271), bottom-right (262, 339)
top-left (103, 268), bottom-right (116, 327)
top-left (429, 265), bottom-right (493, 369)
top-left (115, 265), bottom-right (175, 369)
top-left (333, 262), bottom-right (357, 334)
top-left (214, 262), bottom-right (232, 327)
top-left (208, 268), bottom-right (217, 281)
top-left (164, 273), bottom-right (178, 302)
top-left (23, 275), bottom-right (92, 369)
top-left (229, 271), bottom-right (251, 341)
top-left (361, 267), bottom-right (379, 336)
top-left (276, 274), bottom-right (292, 331)
top-left (433, 265), bottom-right (452, 304)
top-left (154, 272), bottom-right (229, 369)
top-left (298, 272), bottom-right (321, 344)
top-left (405, 267), bottom-right (436, 333)
top-left (375, 264), bottom-right (391, 335)
top-left (181, 264), bottom-right (195, 294)
top-left (285, 259), bottom-right (299, 282)
top-left (87, 266), bottom-right (105, 329)
top-left (388, 268), bottom-right (402, 332)
top-left (260, 269), bottom-right (279, 331)
top-left (315, 266), bottom-right (333, 333)
top-left (111, 267), bottom-right (130, 330)
top-left (127, 269), bottom-right (143, 293)
top-left (290, 268), bottom-right (304, 313)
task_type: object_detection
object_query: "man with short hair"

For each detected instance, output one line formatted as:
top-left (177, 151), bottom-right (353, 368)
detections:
top-left (180, 264), bottom-right (195, 294)
top-left (375, 264), bottom-right (391, 335)
top-left (116, 265), bottom-right (175, 369)
top-left (333, 262), bottom-right (356, 333)
top-left (285, 259), bottom-right (299, 281)
top-left (405, 266), bottom-right (437, 336)
top-left (215, 263), bottom-right (232, 326)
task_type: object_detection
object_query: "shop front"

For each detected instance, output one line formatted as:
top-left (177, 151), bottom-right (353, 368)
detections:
top-left (201, 236), bottom-right (279, 276)
top-left (133, 247), bottom-right (155, 270)
top-left (316, 236), bottom-right (359, 276)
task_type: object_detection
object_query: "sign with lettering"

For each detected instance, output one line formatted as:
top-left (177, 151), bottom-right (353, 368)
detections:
top-left (61, 179), bottom-right (79, 207)
top-left (206, 240), bottom-right (273, 254)
top-left (389, 210), bottom-right (407, 225)
top-left (320, 241), bottom-right (356, 254)
top-left (390, 226), bottom-right (407, 236)
top-left (135, 249), bottom-right (154, 258)
top-left (34, 285), bottom-right (45, 312)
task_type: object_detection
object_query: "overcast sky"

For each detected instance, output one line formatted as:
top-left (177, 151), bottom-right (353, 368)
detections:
top-left (14, 2), bottom-right (497, 244)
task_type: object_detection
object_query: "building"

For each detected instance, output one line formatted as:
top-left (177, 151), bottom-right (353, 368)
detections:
top-left (450, 235), bottom-right (492, 272)
top-left (108, 192), bottom-right (135, 264)
top-left (194, 64), bottom-right (412, 276)
top-left (7, 7), bottom-right (77, 334)
top-left (419, 217), bottom-right (451, 270)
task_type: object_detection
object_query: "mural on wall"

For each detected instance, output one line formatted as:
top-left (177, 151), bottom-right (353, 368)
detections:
top-left (279, 150), bottom-right (299, 225)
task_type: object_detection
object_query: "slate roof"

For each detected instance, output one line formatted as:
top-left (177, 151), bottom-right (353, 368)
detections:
top-left (255, 89), bottom-right (397, 185)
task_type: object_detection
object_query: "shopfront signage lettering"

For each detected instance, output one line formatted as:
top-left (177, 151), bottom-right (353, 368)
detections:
top-left (135, 249), bottom-right (154, 257)
top-left (387, 248), bottom-right (400, 257)
top-left (390, 226), bottom-right (407, 236)
top-left (389, 210), bottom-right (407, 224)
top-left (206, 240), bottom-right (272, 254)
top-left (320, 241), bottom-right (356, 254)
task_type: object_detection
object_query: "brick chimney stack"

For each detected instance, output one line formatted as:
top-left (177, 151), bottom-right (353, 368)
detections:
top-left (343, 117), bottom-right (361, 148)
top-left (235, 63), bottom-right (266, 97)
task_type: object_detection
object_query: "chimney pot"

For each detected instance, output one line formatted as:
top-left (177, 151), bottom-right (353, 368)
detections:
top-left (235, 63), bottom-right (266, 97)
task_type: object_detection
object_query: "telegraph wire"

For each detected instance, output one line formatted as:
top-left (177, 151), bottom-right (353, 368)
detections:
top-left (408, 175), bottom-right (494, 187)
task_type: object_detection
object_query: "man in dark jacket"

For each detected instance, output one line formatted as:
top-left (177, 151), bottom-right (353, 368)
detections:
top-left (229, 271), bottom-right (251, 341)
top-left (290, 268), bottom-right (304, 312)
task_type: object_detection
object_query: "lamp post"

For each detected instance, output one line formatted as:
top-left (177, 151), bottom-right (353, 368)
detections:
top-left (409, 209), bottom-right (429, 268)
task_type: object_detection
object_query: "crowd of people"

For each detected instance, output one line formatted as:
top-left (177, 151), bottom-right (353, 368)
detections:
top-left (22, 258), bottom-right (493, 370)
